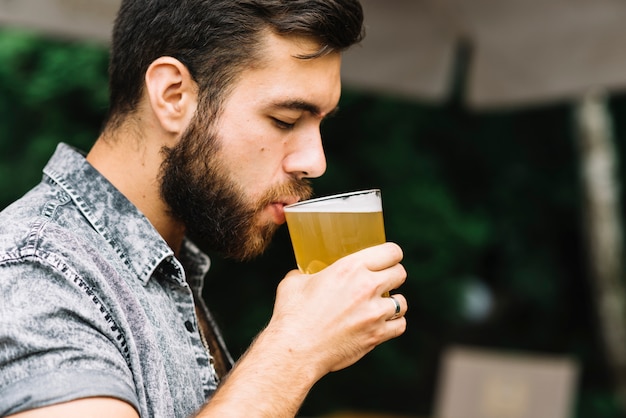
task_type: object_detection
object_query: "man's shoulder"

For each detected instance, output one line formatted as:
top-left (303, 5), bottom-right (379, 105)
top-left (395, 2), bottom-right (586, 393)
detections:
top-left (0, 180), bottom-right (95, 264)
top-left (0, 182), bottom-right (53, 246)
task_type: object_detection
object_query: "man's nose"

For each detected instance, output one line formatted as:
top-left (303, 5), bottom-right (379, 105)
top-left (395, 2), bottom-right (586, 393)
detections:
top-left (284, 130), bottom-right (327, 180)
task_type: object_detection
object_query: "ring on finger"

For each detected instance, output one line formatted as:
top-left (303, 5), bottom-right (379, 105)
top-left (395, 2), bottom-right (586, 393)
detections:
top-left (388, 295), bottom-right (401, 320)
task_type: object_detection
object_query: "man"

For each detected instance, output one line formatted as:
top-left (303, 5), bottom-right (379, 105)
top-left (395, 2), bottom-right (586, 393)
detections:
top-left (0, 0), bottom-right (407, 417)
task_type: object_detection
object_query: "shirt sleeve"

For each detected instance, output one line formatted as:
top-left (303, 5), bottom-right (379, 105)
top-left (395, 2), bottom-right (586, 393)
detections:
top-left (0, 255), bottom-right (140, 416)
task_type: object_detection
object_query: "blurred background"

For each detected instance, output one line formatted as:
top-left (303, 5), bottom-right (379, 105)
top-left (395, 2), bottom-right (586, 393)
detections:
top-left (2, 0), bottom-right (626, 417)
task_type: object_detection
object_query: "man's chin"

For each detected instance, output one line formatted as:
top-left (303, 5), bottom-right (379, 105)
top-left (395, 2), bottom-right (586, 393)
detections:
top-left (188, 226), bottom-right (277, 261)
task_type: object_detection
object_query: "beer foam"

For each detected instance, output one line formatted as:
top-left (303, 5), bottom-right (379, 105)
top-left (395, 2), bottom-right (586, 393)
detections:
top-left (284, 190), bottom-right (382, 213)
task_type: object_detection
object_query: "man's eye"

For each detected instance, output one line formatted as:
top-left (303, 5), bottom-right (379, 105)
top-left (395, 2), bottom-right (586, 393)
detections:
top-left (272, 117), bottom-right (295, 130)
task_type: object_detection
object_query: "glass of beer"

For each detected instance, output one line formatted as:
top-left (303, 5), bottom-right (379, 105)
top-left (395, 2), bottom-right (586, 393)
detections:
top-left (284, 189), bottom-right (386, 275)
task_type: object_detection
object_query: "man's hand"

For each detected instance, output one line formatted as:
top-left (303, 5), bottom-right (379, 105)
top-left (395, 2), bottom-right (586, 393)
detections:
top-left (270, 242), bottom-right (408, 375)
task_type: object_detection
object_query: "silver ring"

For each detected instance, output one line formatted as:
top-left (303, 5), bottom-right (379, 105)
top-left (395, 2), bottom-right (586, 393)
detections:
top-left (389, 295), bottom-right (401, 320)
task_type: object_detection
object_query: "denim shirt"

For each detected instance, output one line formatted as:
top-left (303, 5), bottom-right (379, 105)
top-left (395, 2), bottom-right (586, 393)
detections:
top-left (0, 143), bottom-right (224, 417)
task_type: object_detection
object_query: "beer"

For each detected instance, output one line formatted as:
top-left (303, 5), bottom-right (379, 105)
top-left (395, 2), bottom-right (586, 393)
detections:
top-left (285, 210), bottom-right (385, 273)
top-left (284, 190), bottom-right (385, 274)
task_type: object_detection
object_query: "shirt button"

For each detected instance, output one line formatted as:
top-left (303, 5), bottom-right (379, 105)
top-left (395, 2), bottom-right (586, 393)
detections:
top-left (184, 320), bottom-right (194, 332)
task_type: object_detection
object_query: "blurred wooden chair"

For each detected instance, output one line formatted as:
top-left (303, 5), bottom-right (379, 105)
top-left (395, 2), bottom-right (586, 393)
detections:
top-left (315, 412), bottom-right (421, 418)
top-left (433, 346), bottom-right (579, 418)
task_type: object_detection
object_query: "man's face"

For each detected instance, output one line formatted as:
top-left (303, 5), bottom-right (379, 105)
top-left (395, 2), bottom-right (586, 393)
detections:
top-left (160, 33), bottom-right (342, 260)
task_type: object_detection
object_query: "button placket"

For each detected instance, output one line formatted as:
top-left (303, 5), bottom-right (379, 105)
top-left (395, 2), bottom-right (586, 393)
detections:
top-left (162, 257), bottom-right (219, 394)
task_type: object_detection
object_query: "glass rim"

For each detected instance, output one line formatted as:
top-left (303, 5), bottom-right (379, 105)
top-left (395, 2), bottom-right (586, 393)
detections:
top-left (284, 188), bottom-right (381, 210)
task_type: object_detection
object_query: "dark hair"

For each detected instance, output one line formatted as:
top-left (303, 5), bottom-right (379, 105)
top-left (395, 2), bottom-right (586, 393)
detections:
top-left (106, 0), bottom-right (364, 128)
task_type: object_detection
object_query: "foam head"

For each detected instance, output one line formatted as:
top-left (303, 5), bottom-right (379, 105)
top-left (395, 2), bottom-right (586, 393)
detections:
top-left (284, 189), bottom-right (382, 213)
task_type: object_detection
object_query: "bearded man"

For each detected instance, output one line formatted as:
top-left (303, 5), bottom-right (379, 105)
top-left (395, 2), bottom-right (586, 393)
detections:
top-left (0, 1), bottom-right (407, 417)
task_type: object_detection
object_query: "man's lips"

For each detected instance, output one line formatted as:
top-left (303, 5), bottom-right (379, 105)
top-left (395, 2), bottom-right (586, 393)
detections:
top-left (267, 197), bottom-right (300, 224)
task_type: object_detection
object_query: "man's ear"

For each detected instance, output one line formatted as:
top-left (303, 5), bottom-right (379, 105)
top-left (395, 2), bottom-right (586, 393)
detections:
top-left (144, 56), bottom-right (197, 135)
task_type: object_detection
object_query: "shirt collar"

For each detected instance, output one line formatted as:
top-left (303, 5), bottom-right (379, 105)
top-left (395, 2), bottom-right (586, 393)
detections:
top-left (42, 143), bottom-right (210, 285)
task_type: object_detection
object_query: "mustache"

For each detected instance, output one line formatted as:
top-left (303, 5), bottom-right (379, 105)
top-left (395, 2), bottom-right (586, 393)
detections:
top-left (256, 178), bottom-right (314, 211)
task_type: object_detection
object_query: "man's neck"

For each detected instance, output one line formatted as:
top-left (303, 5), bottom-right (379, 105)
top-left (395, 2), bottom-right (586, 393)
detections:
top-left (86, 131), bottom-right (186, 254)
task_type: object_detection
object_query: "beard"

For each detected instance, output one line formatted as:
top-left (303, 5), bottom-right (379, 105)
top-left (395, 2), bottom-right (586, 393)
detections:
top-left (159, 109), bottom-right (313, 261)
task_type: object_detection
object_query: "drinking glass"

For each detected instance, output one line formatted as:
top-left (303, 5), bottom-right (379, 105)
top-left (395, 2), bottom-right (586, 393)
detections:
top-left (284, 189), bottom-right (386, 275)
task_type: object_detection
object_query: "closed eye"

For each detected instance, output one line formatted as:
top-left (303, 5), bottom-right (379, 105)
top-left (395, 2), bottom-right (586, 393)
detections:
top-left (272, 117), bottom-right (296, 130)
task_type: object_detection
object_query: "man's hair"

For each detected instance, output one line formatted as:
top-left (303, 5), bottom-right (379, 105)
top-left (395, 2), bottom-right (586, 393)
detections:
top-left (106, 0), bottom-right (365, 128)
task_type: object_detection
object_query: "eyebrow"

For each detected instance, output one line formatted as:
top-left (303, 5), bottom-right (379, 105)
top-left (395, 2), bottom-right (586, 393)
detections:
top-left (270, 99), bottom-right (339, 119)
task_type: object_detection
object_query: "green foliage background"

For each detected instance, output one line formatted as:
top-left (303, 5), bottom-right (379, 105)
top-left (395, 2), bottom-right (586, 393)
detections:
top-left (1, 28), bottom-right (625, 417)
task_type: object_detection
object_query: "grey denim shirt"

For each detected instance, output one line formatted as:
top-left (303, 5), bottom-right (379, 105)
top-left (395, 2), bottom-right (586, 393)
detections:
top-left (0, 143), bottom-right (222, 417)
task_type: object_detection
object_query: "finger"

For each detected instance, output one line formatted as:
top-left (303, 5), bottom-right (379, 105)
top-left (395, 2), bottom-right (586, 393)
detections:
top-left (388, 295), bottom-right (402, 320)
top-left (391, 316), bottom-right (407, 338)
top-left (359, 242), bottom-right (403, 272)
top-left (284, 269), bottom-right (302, 279)
top-left (377, 263), bottom-right (407, 295)
top-left (381, 315), bottom-right (407, 342)
top-left (385, 294), bottom-right (408, 321)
